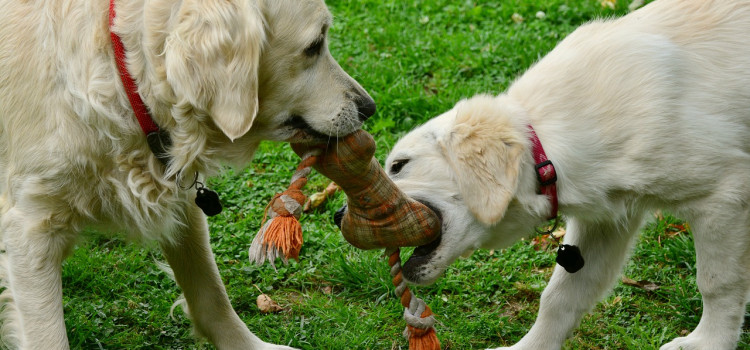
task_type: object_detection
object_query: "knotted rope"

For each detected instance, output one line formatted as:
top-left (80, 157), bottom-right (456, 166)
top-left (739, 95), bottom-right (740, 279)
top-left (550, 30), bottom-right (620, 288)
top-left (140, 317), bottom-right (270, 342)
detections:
top-left (388, 248), bottom-right (440, 350)
top-left (248, 150), bottom-right (319, 268)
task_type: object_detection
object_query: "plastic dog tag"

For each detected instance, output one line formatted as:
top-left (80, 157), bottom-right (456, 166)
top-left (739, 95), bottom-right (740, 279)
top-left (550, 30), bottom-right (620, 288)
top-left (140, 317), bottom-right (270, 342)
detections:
top-left (556, 244), bottom-right (584, 273)
top-left (195, 185), bottom-right (223, 216)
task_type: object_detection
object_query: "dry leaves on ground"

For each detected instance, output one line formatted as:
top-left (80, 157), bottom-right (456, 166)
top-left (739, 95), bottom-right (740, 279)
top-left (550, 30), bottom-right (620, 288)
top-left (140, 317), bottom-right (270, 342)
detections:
top-left (621, 277), bottom-right (659, 292)
top-left (256, 293), bottom-right (283, 313)
top-left (304, 182), bottom-right (340, 212)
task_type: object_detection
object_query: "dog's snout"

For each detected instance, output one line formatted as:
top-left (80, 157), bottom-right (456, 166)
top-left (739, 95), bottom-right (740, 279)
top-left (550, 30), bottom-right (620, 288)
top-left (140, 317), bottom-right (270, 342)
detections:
top-left (333, 204), bottom-right (347, 228)
top-left (355, 95), bottom-right (376, 121)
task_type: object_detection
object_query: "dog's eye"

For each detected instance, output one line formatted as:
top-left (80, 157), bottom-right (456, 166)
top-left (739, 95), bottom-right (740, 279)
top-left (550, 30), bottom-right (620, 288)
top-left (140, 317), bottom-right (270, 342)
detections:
top-left (304, 37), bottom-right (324, 57)
top-left (390, 159), bottom-right (409, 175)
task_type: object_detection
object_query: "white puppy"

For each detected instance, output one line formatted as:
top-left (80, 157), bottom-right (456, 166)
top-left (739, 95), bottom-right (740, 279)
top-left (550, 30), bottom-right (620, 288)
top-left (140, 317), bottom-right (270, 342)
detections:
top-left (0, 0), bottom-right (374, 349)
top-left (385, 0), bottom-right (750, 349)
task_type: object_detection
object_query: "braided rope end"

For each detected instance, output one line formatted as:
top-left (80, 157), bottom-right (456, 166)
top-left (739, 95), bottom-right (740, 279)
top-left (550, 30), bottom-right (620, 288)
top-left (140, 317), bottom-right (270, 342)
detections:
top-left (388, 248), bottom-right (441, 350)
top-left (248, 152), bottom-right (318, 268)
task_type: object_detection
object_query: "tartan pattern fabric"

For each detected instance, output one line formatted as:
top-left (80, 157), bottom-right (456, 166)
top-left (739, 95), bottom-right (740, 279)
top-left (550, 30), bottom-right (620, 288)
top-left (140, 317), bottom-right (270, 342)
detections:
top-left (292, 130), bottom-right (441, 250)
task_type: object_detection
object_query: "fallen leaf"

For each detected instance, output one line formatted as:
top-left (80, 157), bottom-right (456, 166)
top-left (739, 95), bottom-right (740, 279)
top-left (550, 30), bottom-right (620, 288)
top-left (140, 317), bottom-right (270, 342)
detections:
top-left (499, 301), bottom-right (524, 318)
top-left (256, 294), bottom-right (283, 313)
top-left (622, 277), bottom-right (659, 291)
top-left (303, 182), bottom-right (340, 212)
top-left (530, 234), bottom-right (551, 251)
top-left (531, 234), bottom-right (559, 251)
top-left (665, 222), bottom-right (690, 237)
top-left (551, 226), bottom-right (566, 240)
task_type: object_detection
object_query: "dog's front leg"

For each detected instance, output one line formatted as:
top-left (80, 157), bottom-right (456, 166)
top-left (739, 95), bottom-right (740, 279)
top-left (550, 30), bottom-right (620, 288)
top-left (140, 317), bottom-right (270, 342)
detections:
top-left (1, 207), bottom-right (75, 349)
top-left (659, 206), bottom-right (750, 350)
top-left (159, 205), bottom-right (296, 350)
top-left (492, 215), bottom-right (644, 350)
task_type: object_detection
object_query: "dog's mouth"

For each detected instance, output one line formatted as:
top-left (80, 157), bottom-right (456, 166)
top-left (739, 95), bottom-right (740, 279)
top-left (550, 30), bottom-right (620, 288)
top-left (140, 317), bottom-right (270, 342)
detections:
top-left (283, 115), bottom-right (334, 143)
top-left (401, 233), bottom-right (442, 279)
top-left (401, 201), bottom-right (444, 284)
top-left (284, 114), bottom-right (367, 144)
top-left (332, 201), bottom-right (444, 275)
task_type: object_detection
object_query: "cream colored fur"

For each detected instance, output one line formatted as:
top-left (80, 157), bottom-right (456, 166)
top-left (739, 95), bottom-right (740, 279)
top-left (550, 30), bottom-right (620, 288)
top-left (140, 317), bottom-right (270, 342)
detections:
top-left (0, 0), bottom-right (374, 349)
top-left (385, 0), bottom-right (750, 349)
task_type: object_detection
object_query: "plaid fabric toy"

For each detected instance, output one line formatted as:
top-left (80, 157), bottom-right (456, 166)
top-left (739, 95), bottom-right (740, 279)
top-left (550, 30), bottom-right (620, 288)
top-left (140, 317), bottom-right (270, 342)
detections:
top-left (249, 130), bottom-right (442, 349)
top-left (292, 130), bottom-right (441, 250)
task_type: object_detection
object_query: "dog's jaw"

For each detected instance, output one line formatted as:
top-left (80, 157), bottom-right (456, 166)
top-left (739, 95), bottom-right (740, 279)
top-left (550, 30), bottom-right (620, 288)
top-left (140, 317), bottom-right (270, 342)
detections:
top-left (397, 198), bottom-right (487, 286)
top-left (401, 201), bottom-right (444, 285)
top-left (401, 241), bottom-right (444, 285)
top-left (283, 115), bottom-right (333, 141)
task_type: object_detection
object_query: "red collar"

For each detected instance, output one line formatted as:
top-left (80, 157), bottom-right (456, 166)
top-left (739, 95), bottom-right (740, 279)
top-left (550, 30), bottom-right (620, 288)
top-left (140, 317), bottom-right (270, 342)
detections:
top-left (109, 0), bottom-right (158, 134)
top-left (528, 125), bottom-right (558, 220)
top-left (109, 0), bottom-right (171, 164)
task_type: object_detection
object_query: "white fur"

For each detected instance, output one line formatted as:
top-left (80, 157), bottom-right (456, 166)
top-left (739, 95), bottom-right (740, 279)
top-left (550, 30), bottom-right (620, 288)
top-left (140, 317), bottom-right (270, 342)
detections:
top-left (385, 1), bottom-right (750, 349)
top-left (0, 0), bottom-right (374, 349)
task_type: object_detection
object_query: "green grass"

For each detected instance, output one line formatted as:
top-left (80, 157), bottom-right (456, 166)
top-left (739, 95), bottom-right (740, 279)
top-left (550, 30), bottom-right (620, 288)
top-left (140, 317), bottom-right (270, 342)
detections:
top-left (61, 0), bottom-right (750, 349)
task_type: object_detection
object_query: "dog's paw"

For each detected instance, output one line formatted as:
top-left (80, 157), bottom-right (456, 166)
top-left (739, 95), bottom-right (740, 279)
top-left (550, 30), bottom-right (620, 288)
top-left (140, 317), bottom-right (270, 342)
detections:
top-left (660, 337), bottom-right (699, 350)
top-left (660, 335), bottom-right (735, 350)
top-left (260, 344), bottom-right (299, 350)
top-left (258, 344), bottom-right (298, 350)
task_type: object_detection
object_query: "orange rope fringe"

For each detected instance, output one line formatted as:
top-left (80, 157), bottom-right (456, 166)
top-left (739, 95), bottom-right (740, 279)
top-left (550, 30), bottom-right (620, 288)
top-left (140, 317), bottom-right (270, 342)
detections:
top-left (262, 215), bottom-right (303, 261)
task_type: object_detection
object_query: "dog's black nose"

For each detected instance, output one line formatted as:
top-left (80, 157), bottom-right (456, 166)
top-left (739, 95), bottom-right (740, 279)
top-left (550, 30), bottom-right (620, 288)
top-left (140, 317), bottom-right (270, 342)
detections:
top-left (355, 95), bottom-right (376, 121)
top-left (333, 204), bottom-right (347, 229)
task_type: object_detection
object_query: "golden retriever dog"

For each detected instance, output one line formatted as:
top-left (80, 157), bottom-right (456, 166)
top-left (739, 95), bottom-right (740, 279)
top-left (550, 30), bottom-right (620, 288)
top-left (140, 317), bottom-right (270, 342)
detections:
top-left (0, 0), bottom-right (374, 349)
top-left (385, 0), bottom-right (750, 349)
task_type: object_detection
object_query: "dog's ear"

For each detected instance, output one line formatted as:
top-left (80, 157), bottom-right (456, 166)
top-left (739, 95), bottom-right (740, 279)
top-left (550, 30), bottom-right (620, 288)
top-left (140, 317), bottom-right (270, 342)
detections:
top-left (441, 96), bottom-right (525, 226)
top-left (165, 0), bottom-right (264, 141)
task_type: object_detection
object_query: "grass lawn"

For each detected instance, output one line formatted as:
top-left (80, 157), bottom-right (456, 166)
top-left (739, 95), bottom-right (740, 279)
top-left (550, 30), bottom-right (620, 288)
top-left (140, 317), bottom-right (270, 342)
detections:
top-left (61, 0), bottom-right (750, 349)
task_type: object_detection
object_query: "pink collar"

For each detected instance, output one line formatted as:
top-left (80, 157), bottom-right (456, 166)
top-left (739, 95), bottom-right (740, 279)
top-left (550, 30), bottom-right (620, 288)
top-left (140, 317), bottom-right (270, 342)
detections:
top-left (528, 125), bottom-right (558, 220)
top-left (109, 0), bottom-right (171, 164)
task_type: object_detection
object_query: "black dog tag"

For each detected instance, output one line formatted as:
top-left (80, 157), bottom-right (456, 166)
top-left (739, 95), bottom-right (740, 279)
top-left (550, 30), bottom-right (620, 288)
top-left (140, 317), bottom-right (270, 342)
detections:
top-left (195, 185), bottom-right (223, 216)
top-left (556, 244), bottom-right (584, 273)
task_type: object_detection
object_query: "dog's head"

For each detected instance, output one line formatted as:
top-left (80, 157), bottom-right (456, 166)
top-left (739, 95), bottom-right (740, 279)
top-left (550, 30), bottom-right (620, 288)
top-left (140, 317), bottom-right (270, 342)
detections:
top-left (251, 0), bottom-right (376, 142)
top-left (160, 0), bottom-right (374, 146)
top-left (139, 0), bottom-right (376, 175)
top-left (385, 95), bottom-right (545, 285)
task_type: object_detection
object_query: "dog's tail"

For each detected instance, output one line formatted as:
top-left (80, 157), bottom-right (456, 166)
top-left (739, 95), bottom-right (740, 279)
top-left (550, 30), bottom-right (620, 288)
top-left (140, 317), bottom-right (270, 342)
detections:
top-left (153, 260), bottom-right (192, 321)
top-left (155, 259), bottom-right (210, 348)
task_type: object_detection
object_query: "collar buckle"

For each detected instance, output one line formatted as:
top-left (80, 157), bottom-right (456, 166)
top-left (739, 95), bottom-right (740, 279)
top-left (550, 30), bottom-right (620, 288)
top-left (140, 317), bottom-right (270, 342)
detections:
top-left (534, 159), bottom-right (557, 187)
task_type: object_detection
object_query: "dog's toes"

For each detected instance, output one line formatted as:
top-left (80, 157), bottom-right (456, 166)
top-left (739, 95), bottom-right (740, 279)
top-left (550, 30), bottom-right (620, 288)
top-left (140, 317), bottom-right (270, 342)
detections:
top-left (660, 335), bottom-right (735, 350)
top-left (261, 345), bottom-right (299, 350)
top-left (660, 337), bottom-right (696, 350)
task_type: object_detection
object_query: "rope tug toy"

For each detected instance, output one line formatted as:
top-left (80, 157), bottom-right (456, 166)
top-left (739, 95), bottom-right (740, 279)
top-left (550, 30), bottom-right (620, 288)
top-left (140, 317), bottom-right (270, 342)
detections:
top-left (248, 152), bottom-right (318, 267)
top-left (248, 130), bottom-right (442, 349)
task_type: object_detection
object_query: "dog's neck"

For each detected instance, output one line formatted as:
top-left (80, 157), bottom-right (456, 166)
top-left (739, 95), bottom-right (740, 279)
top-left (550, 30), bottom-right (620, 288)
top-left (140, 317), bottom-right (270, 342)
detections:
top-left (109, 0), bottom-right (172, 166)
top-left (528, 125), bottom-right (558, 221)
top-left (108, 0), bottom-right (223, 216)
top-left (526, 122), bottom-right (583, 273)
